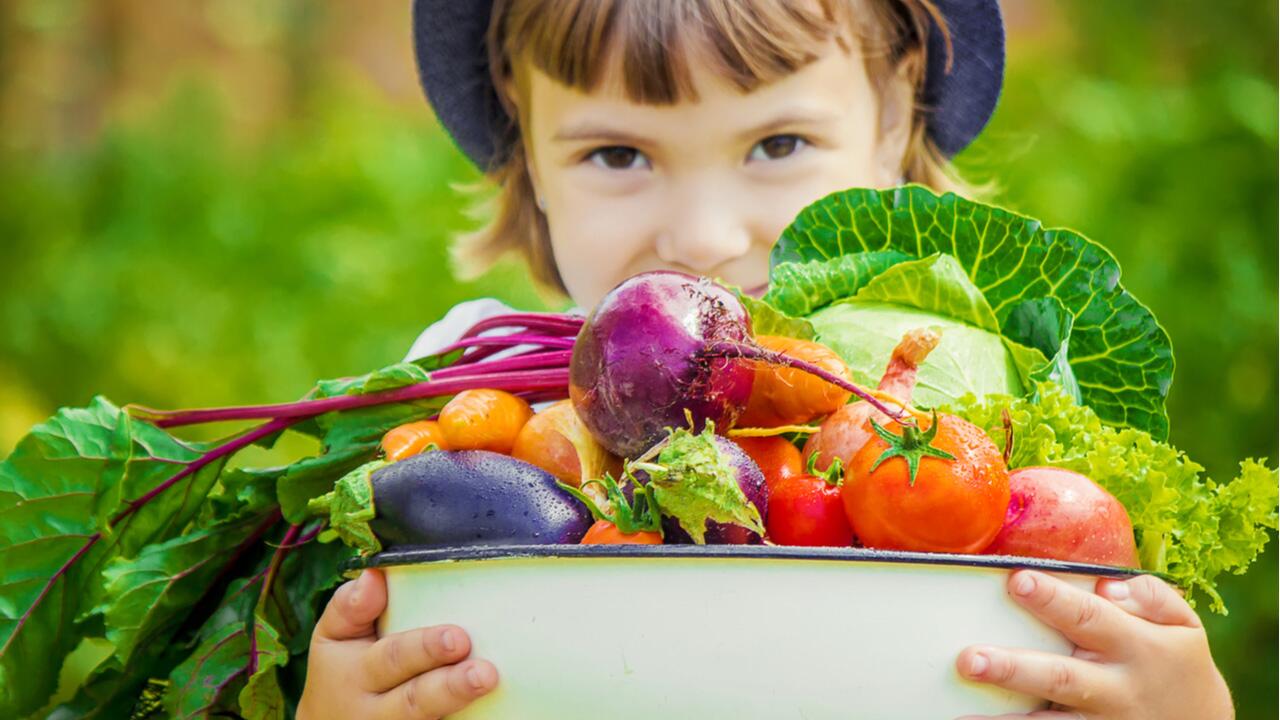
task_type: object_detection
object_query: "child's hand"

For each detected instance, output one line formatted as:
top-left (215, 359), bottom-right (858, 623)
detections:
top-left (954, 570), bottom-right (1233, 720)
top-left (298, 569), bottom-right (498, 719)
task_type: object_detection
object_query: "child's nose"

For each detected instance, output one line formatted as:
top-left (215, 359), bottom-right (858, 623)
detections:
top-left (654, 193), bottom-right (753, 273)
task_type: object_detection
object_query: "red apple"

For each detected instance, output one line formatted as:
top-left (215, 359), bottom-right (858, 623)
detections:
top-left (984, 466), bottom-right (1139, 567)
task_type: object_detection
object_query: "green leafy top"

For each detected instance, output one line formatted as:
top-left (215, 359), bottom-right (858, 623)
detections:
top-left (309, 460), bottom-right (388, 555)
top-left (636, 426), bottom-right (765, 544)
top-left (764, 185), bottom-right (1174, 439)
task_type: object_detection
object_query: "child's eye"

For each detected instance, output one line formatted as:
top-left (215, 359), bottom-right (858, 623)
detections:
top-left (587, 146), bottom-right (650, 171)
top-left (748, 134), bottom-right (808, 162)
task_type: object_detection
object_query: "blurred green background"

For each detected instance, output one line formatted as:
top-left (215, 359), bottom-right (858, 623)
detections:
top-left (1, 0), bottom-right (1275, 715)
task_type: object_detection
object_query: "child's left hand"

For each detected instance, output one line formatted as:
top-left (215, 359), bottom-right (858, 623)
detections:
top-left (954, 569), bottom-right (1234, 720)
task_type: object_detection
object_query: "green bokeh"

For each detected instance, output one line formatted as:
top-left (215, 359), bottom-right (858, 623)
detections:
top-left (1, 0), bottom-right (1275, 716)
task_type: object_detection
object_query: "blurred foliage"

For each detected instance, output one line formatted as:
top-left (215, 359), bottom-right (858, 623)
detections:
top-left (0, 0), bottom-right (1274, 717)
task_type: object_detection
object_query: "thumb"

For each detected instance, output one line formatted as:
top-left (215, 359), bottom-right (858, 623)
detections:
top-left (1096, 574), bottom-right (1201, 628)
top-left (314, 569), bottom-right (387, 642)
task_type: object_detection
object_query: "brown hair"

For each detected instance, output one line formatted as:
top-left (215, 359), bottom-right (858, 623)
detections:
top-left (455, 0), bottom-right (975, 295)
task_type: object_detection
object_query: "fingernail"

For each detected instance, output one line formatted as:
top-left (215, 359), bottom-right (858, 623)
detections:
top-left (441, 629), bottom-right (458, 653)
top-left (467, 665), bottom-right (485, 690)
top-left (1103, 581), bottom-right (1130, 601)
top-left (349, 572), bottom-right (367, 606)
top-left (1013, 572), bottom-right (1035, 596)
top-left (968, 652), bottom-right (989, 677)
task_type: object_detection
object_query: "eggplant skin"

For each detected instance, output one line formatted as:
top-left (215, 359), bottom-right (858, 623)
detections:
top-left (369, 450), bottom-right (593, 547)
top-left (658, 436), bottom-right (770, 545)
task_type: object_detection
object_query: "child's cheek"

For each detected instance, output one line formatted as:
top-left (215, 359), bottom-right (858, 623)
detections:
top-left (548, 207), bottom-right (646, 308)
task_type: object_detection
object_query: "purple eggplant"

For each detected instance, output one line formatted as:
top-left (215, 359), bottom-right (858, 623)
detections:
top-left (370, 450), bottom-right (593, 547)
top-left (632, 429), bottom-right (768, 545)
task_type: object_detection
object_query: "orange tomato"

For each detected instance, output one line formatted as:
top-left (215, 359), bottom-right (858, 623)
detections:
top-left (738, 335), bottom-right (852, 427)
top-left (580, 519), bottom-right (663, 545)
top-left (381, 420), bottom-right (448, 461)
top-left (842, 413), bottom-right (1009, 554)
top-left (438, 389), bottom-right (533, 454)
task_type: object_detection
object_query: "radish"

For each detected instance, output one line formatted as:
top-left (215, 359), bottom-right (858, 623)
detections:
top-left (570, 271), bottom-right (909, 459)
top-left (984, 466), bottom-right (1139, 567)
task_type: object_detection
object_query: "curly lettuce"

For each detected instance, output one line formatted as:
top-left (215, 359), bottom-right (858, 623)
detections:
top-left (948, 383), bottom-right (1278, 613)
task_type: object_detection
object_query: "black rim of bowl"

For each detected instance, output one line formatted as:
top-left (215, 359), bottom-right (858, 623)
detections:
top-left (348, 544), bottom-right (1151, 580)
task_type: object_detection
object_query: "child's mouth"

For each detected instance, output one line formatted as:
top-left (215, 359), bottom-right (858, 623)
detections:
top-left (744, 283), bottom-right (769, 298)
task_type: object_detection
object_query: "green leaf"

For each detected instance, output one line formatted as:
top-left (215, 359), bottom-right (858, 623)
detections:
top-left (96, 510), bottom-right (277, 671)
top-left (199, 466), bottom-right (284, 527)
top-left (313, 362), bottom-right (429, 398)
top-left (308, 461), bottom-right (386, 554)
top-left (1002, 297), bottom-right (1082, 402)
top-left (947, 383), bottom-right (1278, 613)
top-left (0, 397), bottom-right (225, 717)
top-left (310, 353), bottom-right (463, 399)
top-left (263, 538), bottom-right (356, 655)
top-left (314, 399), bottom-right (445, 450)
top-left (162, 617), bottom-right (285, 719)
top-left (276, 443), bottom-right (377, 523)
top-left (762, 250), bottom-right (912, 316)
top-left (769, 186), bottom-right (1174, 439)
top-left (850, 253), bottom-right (1001, 332)
top-left (642, 427), bottom-right (765, 544)
top-left (237, 630), bottom-right (289, 720)
top-left (278, 388), bottom-right (447, 523)
top-left (737, 292), bottom-right (815, 340)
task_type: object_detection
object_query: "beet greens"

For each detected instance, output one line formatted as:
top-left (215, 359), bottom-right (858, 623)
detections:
top-left (0, 313), bottom-right (583, 719)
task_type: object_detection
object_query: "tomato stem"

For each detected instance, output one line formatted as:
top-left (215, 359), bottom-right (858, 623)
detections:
top-left (867, 410), bottom-right (956, 486)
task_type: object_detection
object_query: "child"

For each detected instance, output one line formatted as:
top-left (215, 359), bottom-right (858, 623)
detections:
top-left (298, 1), bottom-right (1235, 717)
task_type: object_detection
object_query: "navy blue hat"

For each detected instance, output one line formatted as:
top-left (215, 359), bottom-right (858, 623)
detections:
top-left (413, 0), bottom-right (1004, 170)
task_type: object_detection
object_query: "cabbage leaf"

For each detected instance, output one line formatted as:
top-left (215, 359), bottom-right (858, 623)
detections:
top-left (765, 185), bottom-right (1173, 439)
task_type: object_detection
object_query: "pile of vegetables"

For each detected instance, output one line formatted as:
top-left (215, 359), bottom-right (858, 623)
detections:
top-left (1, 186), bottom-right (1274, 719)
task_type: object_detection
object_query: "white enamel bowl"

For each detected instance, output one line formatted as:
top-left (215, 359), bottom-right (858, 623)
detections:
top-left (367, 545), bottom-right (1141, 720)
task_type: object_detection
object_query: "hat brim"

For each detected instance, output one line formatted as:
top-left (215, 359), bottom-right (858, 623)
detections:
top-left (413, 0), bottom-right (1004, 169)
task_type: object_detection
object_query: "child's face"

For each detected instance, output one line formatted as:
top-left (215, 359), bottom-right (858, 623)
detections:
top-left (518, 39), bottom-right (908, 309)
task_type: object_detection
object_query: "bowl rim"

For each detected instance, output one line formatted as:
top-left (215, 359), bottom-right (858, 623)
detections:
top-left (349, 544), bottom-right (1152, 579)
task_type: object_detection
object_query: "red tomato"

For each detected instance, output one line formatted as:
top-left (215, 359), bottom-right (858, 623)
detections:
top-left (766, 471), bottom-right (855, 547)
top-left (843, 413), bottom-right (1009, 554)
top-left (581, 520), bottom-right (663, 545)
top-left (732, 436), bottom-right (803, 492)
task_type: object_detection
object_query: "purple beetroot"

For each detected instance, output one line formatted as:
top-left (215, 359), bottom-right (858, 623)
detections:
top-left (570, 271), bottom-right (756, 459)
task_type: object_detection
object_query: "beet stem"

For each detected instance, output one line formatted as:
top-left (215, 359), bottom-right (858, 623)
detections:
top-left (250, 522), bottom-right (302, 674)
top-left (131, 368), bottom-right (570, 428)
top-left (435, 333), bottom-right (575, 356)
top-left (430, 349), bottom-right (574, 380)
top-left (116, 419), bottom-right (301, 510)
top-left (458, 313), bottom-right (583, 340)
top-left (708, 341), bottom-right (914, 425)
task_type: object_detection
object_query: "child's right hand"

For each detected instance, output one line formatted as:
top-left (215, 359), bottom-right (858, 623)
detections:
top-left (298, 569), bottom-right (498, 719)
